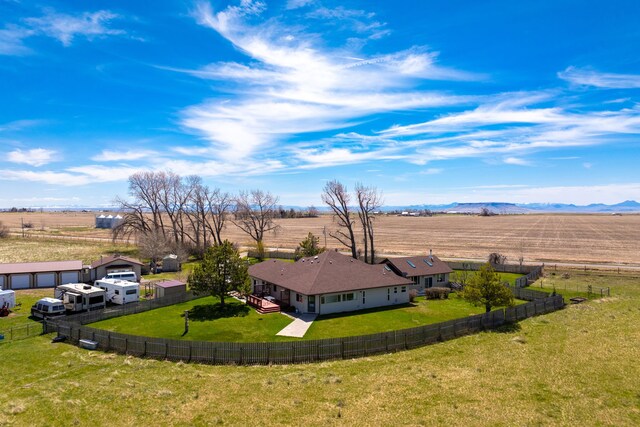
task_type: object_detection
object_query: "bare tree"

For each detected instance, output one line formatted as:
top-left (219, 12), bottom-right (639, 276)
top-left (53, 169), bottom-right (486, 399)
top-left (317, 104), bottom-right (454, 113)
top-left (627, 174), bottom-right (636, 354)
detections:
top-left (233, 190), bottom-right (280, 251)
top-left (321, 180), bottom-right (357, 259)
top-left (355, 183), bottom-right (383, 264)
top-left (137, 228), bottom-right (171, 273)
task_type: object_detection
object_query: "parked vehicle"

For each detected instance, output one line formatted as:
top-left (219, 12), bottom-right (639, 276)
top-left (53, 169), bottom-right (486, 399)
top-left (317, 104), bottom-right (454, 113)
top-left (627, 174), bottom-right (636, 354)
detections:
top-left (0, 288), bottom-right (15, 309)
top-left (55, 283), bottom-right (106, 313)
top-left (103, 271), bottom-right (138, 282)
top-left (94, 278), bottom-right (139, 305)
top-left (31, 297), bottom-right (65, 319)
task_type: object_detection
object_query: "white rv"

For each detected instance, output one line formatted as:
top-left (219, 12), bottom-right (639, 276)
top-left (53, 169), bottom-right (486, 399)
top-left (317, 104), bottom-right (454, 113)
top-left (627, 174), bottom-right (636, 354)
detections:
top-left (31, 297), bottom-right (65, 319)
top-left (55, 283), bottom-right (106, 313)
top-left (0, 288), bottom-right (15, 309)
top-left (103, 271), bottom-right (138, 282)
top-left (94, 278), bottom-right (139, 305)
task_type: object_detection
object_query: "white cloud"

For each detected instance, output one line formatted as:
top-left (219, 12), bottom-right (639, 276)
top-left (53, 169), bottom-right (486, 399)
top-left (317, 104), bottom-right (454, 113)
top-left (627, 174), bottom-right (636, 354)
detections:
top-left (583, 162), bottom-right (593, 169)
top-left (7, 148), bottom-right (56, 166)
top-left (286, 0), bottom-right (315, 10)
top-left (558, 67), bottom-right (640, 89)
top-left (24, 9), bottom-right (125, 47)
top-left (0, 25), bottom-right (33, 55)
top-left (91, 149), bottom-right (158, 162)
top-left (180, 1), bottom-right (477, 163)
top-left (504, 157), bottom-right (531, 166)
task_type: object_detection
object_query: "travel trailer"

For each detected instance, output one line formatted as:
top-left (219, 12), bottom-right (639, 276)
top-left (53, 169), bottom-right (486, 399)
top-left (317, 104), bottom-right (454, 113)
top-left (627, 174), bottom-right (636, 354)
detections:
top-left (55, 283), bottom-right (106, 313)
top-left (103, 271), bottom-right (138, 282)
top-left (94, 278), bottom-right (139, 305)
top-left (0, 288), bottom-right (15, 309)
top-left (31, 297), bottom-right (65, 319)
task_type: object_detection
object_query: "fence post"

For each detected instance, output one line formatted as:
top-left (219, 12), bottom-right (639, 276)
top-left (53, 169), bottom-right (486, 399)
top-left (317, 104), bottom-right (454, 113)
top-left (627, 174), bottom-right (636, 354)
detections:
top-left (341, 340), bottom-right (345, 359)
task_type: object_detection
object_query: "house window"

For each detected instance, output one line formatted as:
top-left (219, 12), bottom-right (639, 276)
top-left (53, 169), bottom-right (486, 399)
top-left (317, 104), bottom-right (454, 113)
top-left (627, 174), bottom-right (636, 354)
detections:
top-left (296, 293), bottom-right (303, 303)
top-left (401, 286), bottom-right (406, 293)
top-left (387, 288), bottom-right (390, 301)
top-left (412, 276), bottom-right (419, 285)
top-left (253, 279), bottom-right (256, 285)
top-left (273, 285), bottom-right (277, 291)
top-left (394, 287), bottom-right (397, 294)
top-left (322, 294), bottom-right (341, 304)
top-left (342, 293), bottom-right (354, 301)
top-left (437, 274), bottom-right (445, 283)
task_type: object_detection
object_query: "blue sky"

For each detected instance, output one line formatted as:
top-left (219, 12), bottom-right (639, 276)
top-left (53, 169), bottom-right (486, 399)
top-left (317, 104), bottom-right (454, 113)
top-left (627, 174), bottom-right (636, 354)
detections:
top-left (1, 0), bottom-right (639, 208)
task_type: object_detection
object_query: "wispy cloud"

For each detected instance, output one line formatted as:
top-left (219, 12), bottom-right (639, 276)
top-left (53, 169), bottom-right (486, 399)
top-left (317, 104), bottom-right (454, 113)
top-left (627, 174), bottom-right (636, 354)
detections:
top-left (6, 148), bottom-right (56, 166)
top-left (177, 1), bottom-right (478, 163)
top-left (286, 0), bottom-right (315, 10)
top-left (1, 8), bottom-right (127, 55)
top-left (503, 157), bottom-right (531, 166)
top-left (558, 66), bottom-right (640, 89)
top-left (91, 149), bottom-right (158, 162)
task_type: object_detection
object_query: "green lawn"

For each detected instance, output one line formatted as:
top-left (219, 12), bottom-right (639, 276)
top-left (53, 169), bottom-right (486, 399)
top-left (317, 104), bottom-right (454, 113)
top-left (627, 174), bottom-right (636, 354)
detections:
top-left (305, 295), bottom-right (505, 339)
top-left (528, 270), bottom-right (614, 300)
top-left (89, 293), bottom-right (525, 342)
top-left (141, 261), bottom-right (198, 282)
top-left (454, 269), bottom-right (524, 286)
top-left (0, 289), bottom-right (52, 329)
top-left (1, 269), bottom-right (639, 426)
top-left (91, 296), bottom-right (293, 342)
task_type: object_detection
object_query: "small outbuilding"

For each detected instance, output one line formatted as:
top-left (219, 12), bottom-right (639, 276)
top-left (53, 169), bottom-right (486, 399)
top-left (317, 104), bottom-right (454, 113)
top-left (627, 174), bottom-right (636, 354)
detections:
top-left (162, 254), bottom-right (180, 272)
top-left (154, 280), bottom-right (187, 299)
top-left (95, 214), bottom-right (123, 229)
top-left (90, 255), bottom-right (143, 281)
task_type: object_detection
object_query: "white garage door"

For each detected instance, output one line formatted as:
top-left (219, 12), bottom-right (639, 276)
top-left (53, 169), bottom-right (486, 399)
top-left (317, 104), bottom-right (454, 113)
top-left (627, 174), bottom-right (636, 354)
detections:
top-left (36, 273), bottom-right (56, 288)
top-left (0, 276), bottom-right (5, 288)
top-left (11, 274), bottom-right (30, 289)
top-left (61, 271), bottom-right (79, 284)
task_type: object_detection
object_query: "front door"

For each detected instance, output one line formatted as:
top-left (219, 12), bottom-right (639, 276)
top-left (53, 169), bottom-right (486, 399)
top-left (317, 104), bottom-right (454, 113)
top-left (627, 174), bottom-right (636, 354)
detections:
top-left (307, 295), bottom-right (316, 313)
top-left (426, 277), bottom-right (433, 288)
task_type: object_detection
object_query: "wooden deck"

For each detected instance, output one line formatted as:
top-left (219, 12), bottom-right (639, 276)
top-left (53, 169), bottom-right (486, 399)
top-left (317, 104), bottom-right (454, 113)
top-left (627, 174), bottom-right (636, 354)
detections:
top-left (246, 295), bottom-right (280, 314)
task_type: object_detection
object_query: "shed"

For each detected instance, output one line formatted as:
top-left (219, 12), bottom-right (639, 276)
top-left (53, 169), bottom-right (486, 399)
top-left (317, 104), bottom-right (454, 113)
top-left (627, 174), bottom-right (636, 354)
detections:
top-left (154, 280), bottom-right (187, 299)
top-left (0, 260), bottom-right (84, 290)
top-left (90, 255), bottom-right (143, 281)
top-left (0, 288), bottom-right (16, 309)
top-left (162, 254), bottom-right (180, 272)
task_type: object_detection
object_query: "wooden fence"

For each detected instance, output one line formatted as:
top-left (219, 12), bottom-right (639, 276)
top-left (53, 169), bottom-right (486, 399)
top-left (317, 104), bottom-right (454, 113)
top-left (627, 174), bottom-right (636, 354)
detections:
top-left (45, 287), bottom-right (563, 365)
top-left (447, 261), bottom-right (544, 288)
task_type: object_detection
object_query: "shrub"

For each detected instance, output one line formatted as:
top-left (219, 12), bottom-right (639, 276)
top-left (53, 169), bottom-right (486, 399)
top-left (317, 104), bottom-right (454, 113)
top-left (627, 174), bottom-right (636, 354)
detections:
top-left (425, 287), bottom-right (450, 300)
top-left (409, 289), bottom-right (418, 302)
top-left (0, 222), bottom-right (8, 239)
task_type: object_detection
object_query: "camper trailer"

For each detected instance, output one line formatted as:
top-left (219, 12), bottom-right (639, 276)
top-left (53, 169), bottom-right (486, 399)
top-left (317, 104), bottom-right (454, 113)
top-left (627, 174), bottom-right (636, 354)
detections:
top-left (94, 278), bottom-right (139, 305)
top-left (103, 271), bottom-right (138, 282)
top-left (55, 283), bottom-right (106, 313)
top-left (0, 288), bottom-right (15, 309)
top-left (31, 297), bottom-right (65, 319)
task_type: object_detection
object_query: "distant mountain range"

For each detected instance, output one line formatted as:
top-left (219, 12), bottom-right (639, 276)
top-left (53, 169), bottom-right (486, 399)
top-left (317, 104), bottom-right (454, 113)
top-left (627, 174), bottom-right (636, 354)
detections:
top-left (382, 200), bottom-right (640, 214)
top-left (4, 200), bottom-right (640, 214)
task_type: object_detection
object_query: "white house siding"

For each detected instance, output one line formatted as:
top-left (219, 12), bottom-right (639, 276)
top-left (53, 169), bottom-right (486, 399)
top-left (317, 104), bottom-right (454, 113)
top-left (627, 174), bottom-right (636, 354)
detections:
top-left (36, 272), bottom-right (56, 287)
top-left (61, 271), bottom-right (79, 284)
top-left (10, 274), bottom-right (30, 289)
top-left (319, 285), bottom-right (410, 315)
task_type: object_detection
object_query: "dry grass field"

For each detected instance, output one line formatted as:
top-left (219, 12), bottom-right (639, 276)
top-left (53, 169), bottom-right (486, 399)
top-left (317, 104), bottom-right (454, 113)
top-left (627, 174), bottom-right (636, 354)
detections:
top-left (1, 212), bottom-right (639, 265)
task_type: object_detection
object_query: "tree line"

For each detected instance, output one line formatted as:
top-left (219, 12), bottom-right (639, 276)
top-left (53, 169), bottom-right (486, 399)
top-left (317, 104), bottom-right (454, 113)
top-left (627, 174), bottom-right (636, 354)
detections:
top-left (113, 171), bottom-right (382, 263)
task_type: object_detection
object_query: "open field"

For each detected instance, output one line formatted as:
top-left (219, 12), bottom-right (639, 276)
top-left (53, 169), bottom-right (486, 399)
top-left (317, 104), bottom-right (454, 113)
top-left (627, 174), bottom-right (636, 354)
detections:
top-left (1, 269), bottom-right (639, 426)
top-left (0, 236), bottom-right (137, 264)
top-left (2, 211), bottom-right (639, 265)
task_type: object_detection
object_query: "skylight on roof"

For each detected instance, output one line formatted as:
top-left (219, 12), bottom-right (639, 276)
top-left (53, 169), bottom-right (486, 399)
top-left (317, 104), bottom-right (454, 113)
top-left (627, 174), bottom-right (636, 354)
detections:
top-left (407, 260), bottom-right (416, 268)
top-left (384, 265), bottom-right (391, 271)
top-left (423, 259), bottom-right (433, 267)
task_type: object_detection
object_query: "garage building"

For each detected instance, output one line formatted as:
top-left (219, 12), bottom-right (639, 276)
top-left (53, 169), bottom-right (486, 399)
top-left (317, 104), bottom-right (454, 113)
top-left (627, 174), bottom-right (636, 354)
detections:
top-left (90, 255), bottom-right (143, 281)
top-left (0, 260), bottom-right (84, 290)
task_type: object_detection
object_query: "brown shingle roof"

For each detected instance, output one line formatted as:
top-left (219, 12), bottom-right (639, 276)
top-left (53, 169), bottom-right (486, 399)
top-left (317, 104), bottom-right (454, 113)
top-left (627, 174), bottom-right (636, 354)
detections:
top-left (155, 280), bottom-right (186, 288)
top-left (249, 251), bottom-right (412, 295)
top-left (381, 254), bottom-right (452, 278)
top-left (0, 260), bottom-right (83, 275)
top-left (90, 255), bottom-right (143, 269)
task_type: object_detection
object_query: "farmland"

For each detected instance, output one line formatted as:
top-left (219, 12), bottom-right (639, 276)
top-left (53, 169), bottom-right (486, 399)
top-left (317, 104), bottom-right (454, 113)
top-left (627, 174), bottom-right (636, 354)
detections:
top-left (1, 212), bottom-right (639, 266)
top-left (1, 269), bottom-right (639, 426)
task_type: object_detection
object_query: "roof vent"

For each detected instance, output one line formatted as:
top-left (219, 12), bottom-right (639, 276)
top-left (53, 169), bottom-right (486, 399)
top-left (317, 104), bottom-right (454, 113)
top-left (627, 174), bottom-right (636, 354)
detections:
top-left (314, 256), bottom-right (318, 259)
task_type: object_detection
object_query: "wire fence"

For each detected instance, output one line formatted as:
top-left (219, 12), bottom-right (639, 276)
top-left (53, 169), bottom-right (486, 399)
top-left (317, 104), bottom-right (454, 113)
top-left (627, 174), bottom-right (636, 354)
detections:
top-left (0, 322), bottom-right (44, 342)
top-left (44, 286), bottom-right (564, 365)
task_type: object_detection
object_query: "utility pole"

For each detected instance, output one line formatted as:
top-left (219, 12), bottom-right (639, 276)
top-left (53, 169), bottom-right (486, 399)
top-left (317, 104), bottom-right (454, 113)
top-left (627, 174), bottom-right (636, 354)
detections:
top-left (21, 217), bottom-right (24, 238)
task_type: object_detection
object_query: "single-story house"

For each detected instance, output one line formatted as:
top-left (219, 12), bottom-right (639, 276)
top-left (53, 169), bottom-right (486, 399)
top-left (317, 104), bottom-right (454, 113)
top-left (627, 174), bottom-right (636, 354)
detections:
top-left (0, 260), bottom-right (87, 290)
top-left (154, 279), bottom-right (187, 299)
top-left (248, 251), bottom-right (413, 315)
top-left (90, 255), bottom-right (143, 281)
top-left (380, 252), bottom-right (453, 293)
